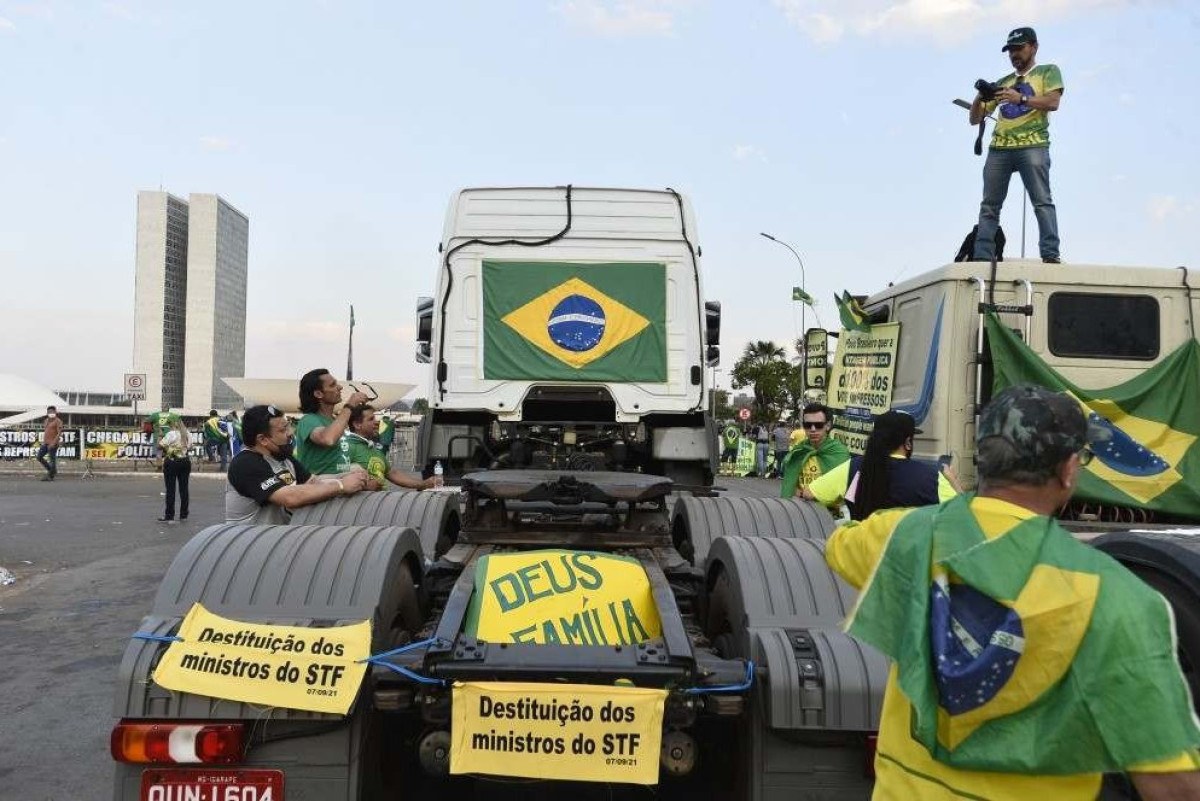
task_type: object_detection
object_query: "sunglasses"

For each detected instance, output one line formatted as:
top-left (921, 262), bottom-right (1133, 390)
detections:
top-left (802, 421), bottom-right (827, 430)
top-left (1078, 448), bottom-right (1094, 467)
top-left (347, 381), bottom-right (379, 402)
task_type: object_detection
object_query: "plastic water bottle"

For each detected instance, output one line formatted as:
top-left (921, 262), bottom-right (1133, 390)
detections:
top-left (432, 461), bottom-right (444, 489)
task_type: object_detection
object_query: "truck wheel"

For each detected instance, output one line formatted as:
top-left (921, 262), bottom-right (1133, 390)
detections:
top-left (358, 559), bottom-right (424, 800)
top-left (1093, 532), bottom-right (1200, 710)
top-left (703, 536), bottom-right (879, 800)
top-left (672, 495), bottom-right (834, 567)
top-left (114, 523), bottom-right (426, 801)
top-left (289, 490), bottom-right (461, 558)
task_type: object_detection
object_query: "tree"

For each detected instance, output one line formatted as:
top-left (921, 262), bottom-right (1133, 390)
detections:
top-left (410, 397), bottom-right (429, 414)
top-left (731, 340), bottom-right (789, 422)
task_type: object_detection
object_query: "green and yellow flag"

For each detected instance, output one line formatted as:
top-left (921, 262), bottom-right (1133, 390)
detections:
top-left (834, 290), bottom-right (870, 332)
top-left (849, 496), bottom-right (1200, 774)
top-left (483, 261), bottom-right (666, 382)
top-left (985, 313), bottom-right (1200, 517)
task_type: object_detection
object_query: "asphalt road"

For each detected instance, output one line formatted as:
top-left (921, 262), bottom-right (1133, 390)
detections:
top-left (0, 472), bottom-right (781, 801)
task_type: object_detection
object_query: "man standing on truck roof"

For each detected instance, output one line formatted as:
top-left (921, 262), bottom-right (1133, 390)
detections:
top-left (295, 368), bottom-right (371, 475)
top-left (780, 403), bottom-right (850, 498)
top-left (226, 404), bottom-right (369, 524)
top-left (970, 27), bottom-right (1064, 264)
top-left (826, 386), bottom-right (1200, 800)
top-left (802, 409), bottom-right (959, 518)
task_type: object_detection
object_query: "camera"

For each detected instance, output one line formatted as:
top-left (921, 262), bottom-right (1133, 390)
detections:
top-left (974, 78), bottom-right (1001, 101)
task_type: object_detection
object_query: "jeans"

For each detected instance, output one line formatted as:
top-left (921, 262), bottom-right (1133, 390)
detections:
top-left (973, 146), bottom-right (1059, 261)
top-left (36, 445), bottom-right (57, 478)
top-left (774, 449), bottom-right (788, 476)
top-left (755, 442), bottom-right (770, 477)
top-left (217, 441), bottom-right (230, 472)
top-left (163, 457), bottom-right (191, 519)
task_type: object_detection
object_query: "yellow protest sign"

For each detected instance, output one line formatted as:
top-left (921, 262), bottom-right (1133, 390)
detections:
top-left (450, 681), bottom-right (666, 784)
top-left (464, 550), bottom-right (662, 645)
top-left (152, 604), bottom-right (371, 715)
top-left (828, 322), bottom-right (901, 454)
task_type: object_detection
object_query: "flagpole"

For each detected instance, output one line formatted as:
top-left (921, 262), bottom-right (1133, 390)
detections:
top-left (346, 305), bottom-right (355, 381)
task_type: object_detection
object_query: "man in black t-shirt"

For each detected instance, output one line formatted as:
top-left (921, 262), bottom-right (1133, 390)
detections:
top-left (226, 405), bottom-right (369, 525)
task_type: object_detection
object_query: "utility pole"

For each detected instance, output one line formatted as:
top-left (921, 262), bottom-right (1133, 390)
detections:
top-left (346, 305), bottom-right (355, 381)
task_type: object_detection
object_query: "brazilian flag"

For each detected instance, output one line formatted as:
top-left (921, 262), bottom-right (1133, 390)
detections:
top-left (985, 312), bottom-right (1200, 517)
top-left (848, 495), bottom-right (1200, 773)
top-left (483, 261), bottom-right (667, 382)
top-left (834, 290), bottom-right (870, 332)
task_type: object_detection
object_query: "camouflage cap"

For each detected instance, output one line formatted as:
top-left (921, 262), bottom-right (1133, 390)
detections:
top-left (977, 385), bottom-right (1102, 474)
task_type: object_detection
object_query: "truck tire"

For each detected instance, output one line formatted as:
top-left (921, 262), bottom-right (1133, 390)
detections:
top-left (1093, 531), bottom-right (1200, 707)
top-left (289, 489), bottom-right (460, 558)
top-left (703, 536), bottom-right (883, 801)
top-left (113, 523), bottom-right (425, 801)
top-left (672, 495), bottom-right (835, 566)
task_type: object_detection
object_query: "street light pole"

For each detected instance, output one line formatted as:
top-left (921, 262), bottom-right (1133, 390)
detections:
top-left (760, 230), bottom-right (810, 345)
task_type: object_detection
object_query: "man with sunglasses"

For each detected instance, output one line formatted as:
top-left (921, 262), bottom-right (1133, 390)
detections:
top-left (826, 386), bottom-right (1200, 799)
top-left (970, 26), bottom-right (1064, 264)
top-left (780, 403), bottom-right (850, 498)
top-left (226, 404), bottom-right (370, 525)
top-left (295, 368), bottom-right (371, 475)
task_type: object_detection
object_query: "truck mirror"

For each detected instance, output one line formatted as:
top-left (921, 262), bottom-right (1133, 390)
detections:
top-left (804, 328), bottom-right (829, 390)
top-left (416, 296), bottom-right (434, 346)
top-left (416, 342), bottom-right (432, 364)
top-left (705, 345), bottom-right (720, 367)
top-left (704, 300), bottom-right (721, 348)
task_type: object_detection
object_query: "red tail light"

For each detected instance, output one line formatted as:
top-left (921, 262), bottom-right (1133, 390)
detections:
top-left (110, 721), bottom-right (244, 764)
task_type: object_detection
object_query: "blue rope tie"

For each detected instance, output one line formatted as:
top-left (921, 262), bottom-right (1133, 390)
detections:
top-left (133, 633), bottom-right (184, 643)
top-left (683, 660), bottom-right (754, 695)
top-left (361, 637), bottom-right (448, 686)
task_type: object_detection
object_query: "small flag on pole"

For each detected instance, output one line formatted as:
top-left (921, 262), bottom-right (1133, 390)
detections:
top-left (792, 286), bottom-right (814, 304)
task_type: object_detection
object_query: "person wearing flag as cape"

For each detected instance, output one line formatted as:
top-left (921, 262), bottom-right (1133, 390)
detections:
top-left (780, 402), bottom-right (851, 498)
top-left (827, 385), bottom-right (1200, 799)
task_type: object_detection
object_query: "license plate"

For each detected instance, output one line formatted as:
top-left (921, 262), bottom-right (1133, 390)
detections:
top-left (140, 769), bottom-right (284, 801)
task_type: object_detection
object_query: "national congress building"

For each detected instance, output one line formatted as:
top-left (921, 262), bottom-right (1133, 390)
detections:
top-left (132, 191), bottom-right (249, 412)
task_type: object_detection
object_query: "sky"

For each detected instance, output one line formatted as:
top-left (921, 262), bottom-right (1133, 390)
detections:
top-left (2, 0), bottom-right (1198, 398)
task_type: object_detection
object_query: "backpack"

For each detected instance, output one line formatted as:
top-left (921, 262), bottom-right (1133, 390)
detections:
top-left (955, 224), bottom-right (1006, 262)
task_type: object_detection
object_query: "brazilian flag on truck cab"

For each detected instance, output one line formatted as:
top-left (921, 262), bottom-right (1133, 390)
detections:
top-left (985, 312), bottom-right (1200, 517)
top-left (483, 261), bottom-right (667, 382)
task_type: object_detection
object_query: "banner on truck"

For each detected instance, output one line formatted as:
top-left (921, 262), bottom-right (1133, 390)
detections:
top-left (464, 550), bottom-right (662, 646)
top-left (827, 323), bottom-right (901, 454)
top-left (450, 681), bottom-right (666, 785)
top-left (152, 604), bottom-right (372, 715)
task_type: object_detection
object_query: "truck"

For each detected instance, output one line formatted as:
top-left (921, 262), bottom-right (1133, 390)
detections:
top-left (807, 258), bottom-right (1200, 705)
top-left (412, 186), bottom-right (724, 489)
top-left (110, 187), bottom-right (888, 801)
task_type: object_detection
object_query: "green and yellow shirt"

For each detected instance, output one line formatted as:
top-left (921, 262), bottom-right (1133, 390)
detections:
top-left (984, 63), bottom-right (1063, 149)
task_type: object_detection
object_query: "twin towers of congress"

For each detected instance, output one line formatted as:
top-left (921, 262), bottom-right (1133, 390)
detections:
top-left (132, 191), bottom-right (249, 413)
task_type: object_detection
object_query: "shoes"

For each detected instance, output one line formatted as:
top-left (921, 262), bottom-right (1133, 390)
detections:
top-left (40, 475), bottom-right (53, 481)
top-left (1043, 257), bottom-right (1061, 264)
top-left (180, 515), bottom-right (188, 521)
top-left (156, 516), bottom-right (175, 524)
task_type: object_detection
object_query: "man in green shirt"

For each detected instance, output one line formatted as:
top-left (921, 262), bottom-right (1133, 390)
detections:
top-left (340, 405), bottom-right (433, 490)
top-left (295, 368), bottom-right (371, 475)
top-left (970, 26), bottom-right (1064, 263)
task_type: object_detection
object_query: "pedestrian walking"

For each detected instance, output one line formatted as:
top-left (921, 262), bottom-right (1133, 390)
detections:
top-left (36, 405), bottom-right (62, 481)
